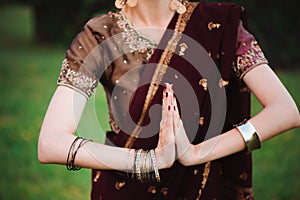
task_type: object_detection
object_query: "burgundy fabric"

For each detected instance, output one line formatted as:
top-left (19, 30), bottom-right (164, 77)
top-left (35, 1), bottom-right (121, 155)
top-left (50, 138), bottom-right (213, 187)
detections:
top-left (92, 2), bottom-right (253, 200)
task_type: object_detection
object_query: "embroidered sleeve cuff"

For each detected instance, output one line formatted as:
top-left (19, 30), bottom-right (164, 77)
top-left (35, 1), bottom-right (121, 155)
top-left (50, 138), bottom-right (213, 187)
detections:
top-left (57, 58), bottom-right (98, 98)
top-left (233, 41), bottom-right (268, 79)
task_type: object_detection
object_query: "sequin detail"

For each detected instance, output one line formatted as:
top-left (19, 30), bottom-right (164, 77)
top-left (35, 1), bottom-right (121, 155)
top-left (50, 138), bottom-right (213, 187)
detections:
top-left (233, 41), bottom-right (268, 79)
top-left (57, 59), bottom-right (98, 98)
top-left (224, 181), bottom-right (254, 200)
top-left (115, 12), bottom-right (157, 61)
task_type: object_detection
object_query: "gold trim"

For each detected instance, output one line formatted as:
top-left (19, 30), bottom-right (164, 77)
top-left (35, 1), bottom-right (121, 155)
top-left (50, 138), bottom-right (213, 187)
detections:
top-left (239, 61), bottom-right (268, 79)
top-left (233, 40), bottom-right (268, 79)
top-left (57, 59), bottom-right (98, 98)
top-left (196, 161), bottom-right (211, 200)
top-left (57, 83), bottom-right (89, 99)
top-left (125, 2), bottom-right (198, 148)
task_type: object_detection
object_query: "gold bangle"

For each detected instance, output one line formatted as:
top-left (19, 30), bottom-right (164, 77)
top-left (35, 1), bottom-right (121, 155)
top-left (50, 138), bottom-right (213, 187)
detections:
top-left (235, 120), bottom-right (261, 152)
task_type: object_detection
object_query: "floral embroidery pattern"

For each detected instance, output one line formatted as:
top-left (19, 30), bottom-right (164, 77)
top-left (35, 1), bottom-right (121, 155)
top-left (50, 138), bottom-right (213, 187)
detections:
top-left (57, 59), bottom-right (98, 98)
top-left (233, 40), bottom-right (268, 79)
top-left (115, 12), bottom-right (157, 60)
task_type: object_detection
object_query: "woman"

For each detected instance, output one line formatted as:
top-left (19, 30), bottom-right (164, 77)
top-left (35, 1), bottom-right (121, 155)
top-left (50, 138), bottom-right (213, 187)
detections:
top-left (38, 0), bottom-right (300, 199)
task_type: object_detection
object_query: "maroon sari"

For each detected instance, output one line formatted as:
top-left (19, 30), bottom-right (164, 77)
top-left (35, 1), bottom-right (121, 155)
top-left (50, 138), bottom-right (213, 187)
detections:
top-left (94, 2), bottom-right (253, 200)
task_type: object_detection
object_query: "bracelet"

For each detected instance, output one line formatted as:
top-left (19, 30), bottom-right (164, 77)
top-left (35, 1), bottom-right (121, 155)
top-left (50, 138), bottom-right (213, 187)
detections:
top-left (145, 151), bottom-right (152, 182)
top-left (141, 150), bottom-right (147, 182)
top-left (135, 149), bottom-right (143, 182)
top-left (150, 149), bottom-right (161, 183)
top-left (66, 137), bottom-right (92, 171)
top-left (133, 149), bottom-right (161, 183)
top-left (235, 120), bottom-right (261, 152)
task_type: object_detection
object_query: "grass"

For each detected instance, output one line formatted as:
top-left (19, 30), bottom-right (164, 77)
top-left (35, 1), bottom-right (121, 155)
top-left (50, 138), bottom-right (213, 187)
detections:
top-left (0, 4), bottom-right (299, 200)
top-left (251, 71), bottom-right (300, 200)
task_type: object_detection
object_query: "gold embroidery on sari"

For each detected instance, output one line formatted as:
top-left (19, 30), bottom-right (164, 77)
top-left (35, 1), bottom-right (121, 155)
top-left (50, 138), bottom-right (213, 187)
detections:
top-left (219, 78), bottom-right (229, 88)
top-left (115, 181), bottom-right (126, 190)
top-left (179, 43), bottom-right (188, 56)
top-left (161, 187), bottom-right (169, 196)
top-left (116, 12), bottom-right (158, 61)
top-left (224, 181), bottom-right (254, 200)
top-left (57, 58), bottom-right (98, 98)
top-left (148, 186), bottom-right (157, 194)
top-left (196, 161), bottom-right (211, 200)
top-left (199, 79), bottom-right (208, 91)
top-left (208, 21), bottom-right (221, 31)
top-left (233, 40), bottom-right (268, 79)
top-left (124, 2), bottom-right (198, 148)
top-left (93, 170), bottom-right (102, 182)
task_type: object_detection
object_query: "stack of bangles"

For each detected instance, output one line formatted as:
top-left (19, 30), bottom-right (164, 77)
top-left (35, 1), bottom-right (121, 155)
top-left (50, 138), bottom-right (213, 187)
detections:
top-left (132, 149), bottom-right (161, 183)
top-left (234, 120), bottom-right (261, 152)
top-left (66, 137), bottom-right (161, 182)
top-left (66, 137), bottom-right (93, 171)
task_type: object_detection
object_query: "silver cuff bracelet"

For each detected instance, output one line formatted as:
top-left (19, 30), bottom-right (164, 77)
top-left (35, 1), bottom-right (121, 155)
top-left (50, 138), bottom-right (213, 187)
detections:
top-left (235, 120), bottom-right (261, 152)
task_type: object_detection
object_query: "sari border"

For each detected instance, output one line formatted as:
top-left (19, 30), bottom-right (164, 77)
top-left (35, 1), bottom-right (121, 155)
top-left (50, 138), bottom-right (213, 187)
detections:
top-left (125, 1), bottom-right (199, 149)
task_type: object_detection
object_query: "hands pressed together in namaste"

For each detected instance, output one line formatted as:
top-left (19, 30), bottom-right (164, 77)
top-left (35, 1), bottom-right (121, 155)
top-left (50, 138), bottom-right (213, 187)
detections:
top-left (155, 83), bottom-right (195, 169)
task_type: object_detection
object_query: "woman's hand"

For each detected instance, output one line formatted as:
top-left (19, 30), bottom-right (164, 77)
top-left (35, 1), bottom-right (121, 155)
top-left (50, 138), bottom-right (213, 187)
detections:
top-left (172, 94), bottom-right (197, 166)
top-left (155, 84), bottom-right (176, 169)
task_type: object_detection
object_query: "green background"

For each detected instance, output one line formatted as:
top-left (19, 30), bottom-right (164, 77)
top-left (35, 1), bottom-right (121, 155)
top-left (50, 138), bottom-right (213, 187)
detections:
top-left (0, 3), bottom-right (299, 200)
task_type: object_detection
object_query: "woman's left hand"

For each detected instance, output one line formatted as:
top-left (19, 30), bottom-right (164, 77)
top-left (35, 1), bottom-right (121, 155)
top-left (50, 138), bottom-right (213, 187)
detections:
top-left (172, 94), bottom-right (197, 166)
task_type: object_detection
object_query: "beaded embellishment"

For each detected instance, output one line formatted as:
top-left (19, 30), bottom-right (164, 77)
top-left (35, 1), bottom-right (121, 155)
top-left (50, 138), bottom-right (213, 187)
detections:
top-left (115, 12), bottom-right (158, 60)
top-left (57, 59), bottom-right (98, 98)
top-left (233, 40), bottom-right (268, 79)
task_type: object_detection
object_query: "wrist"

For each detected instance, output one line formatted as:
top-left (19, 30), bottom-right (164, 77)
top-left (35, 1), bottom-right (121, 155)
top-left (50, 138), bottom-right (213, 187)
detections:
top-left (154, 148), bottom-right (164, 169)
top-left (154, 148), bottom-right (173, 170)
top-left (178, 143), bottom-right (195, 166)
top-left (127, 148), bottom-right (135, 171)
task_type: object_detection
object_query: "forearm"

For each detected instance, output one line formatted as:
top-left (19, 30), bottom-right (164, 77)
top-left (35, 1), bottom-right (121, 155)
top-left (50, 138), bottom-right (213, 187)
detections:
top-left (38, 87), bottom-right (134, 171)
top-left (39, 133), bottom-right (135, 171)
top-left (185, 103), bottom-right (300, 166)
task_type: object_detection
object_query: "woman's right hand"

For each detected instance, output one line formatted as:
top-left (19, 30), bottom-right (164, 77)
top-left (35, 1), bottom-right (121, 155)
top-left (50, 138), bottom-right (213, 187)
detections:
top-left (155, 84), bottom-right (176, 169)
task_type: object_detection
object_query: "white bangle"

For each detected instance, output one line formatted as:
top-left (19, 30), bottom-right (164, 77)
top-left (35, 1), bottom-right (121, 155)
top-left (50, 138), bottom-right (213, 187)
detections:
top-left (135, 149), bottom-right (143, 182)
top-left (150, 149), bottom-right (161, 183)
top-left (235, 120), bottom-right (261, 152)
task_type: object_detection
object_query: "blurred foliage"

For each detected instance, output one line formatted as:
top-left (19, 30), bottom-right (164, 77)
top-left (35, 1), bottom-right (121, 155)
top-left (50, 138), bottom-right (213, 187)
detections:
top-left (1, 0), bottom-right (299, 68)
top-left (1, 0), bottom-right (113, 45)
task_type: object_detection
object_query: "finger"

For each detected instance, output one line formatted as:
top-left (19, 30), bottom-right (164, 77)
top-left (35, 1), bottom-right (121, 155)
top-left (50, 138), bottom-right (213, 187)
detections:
top-left (162, 93), bottom-right (174, 138)
top-left (159, 85), bottom-right (175, 146)
top-left (173, 96), bottom-right (180, 120)
top-left (161, 84), bottom-right (174, 127)
top-left (165, 84), bottom-right (174, 129)
top-left (161, 88), bottom-right (168, 127)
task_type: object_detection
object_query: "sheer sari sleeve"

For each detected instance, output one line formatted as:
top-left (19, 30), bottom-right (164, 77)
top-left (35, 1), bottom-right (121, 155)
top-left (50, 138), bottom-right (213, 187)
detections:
top-left (233, 20), bottom-right (268, 79)
top-left (57, 16), bottom-right (109, 99)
